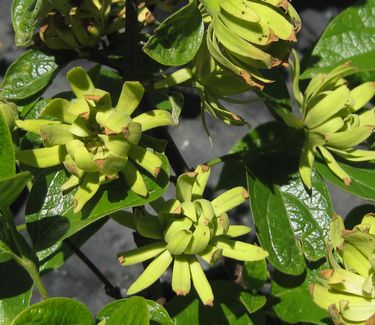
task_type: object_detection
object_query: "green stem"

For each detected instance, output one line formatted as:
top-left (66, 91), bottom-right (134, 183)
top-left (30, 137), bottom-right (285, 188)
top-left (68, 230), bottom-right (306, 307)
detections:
top-left (1, 207), bottom-right (48, 299)
top-left (24, 262), bottom-right (49, 300)
top-left (124, 0), bottom-right (139, 80)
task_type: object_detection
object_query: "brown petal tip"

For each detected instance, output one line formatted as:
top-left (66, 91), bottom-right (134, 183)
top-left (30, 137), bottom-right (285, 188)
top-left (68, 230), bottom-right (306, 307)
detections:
top-left (173, 205), bottom-right (182, 214)
top-left (307, 284), bottom-right (315, 296)
top-left (320, 269), bottom-right (334, 279)
top-left (84, 95), bottom-right (102, 102)
top-left (267, 28), bottom-right (279, 44)
top-left (240, 70), bottom-right (264, 90)
top-left (279, 0), bottom-right (289, 11)
top-left (200, 164), bottom-right (210, 172)
top-left (205, 299), bottom-right (214, 307)
top-left (154, 167), bottom-right (161, 177)
top-left (104, 127), bottom-right (116, 135)
top-left (80, 111), bottom-right (90, 120)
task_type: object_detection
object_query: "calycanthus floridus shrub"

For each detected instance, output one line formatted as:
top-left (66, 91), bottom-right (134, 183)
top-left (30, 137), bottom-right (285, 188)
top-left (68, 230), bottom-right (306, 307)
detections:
top-left (0, 0), bottom-right (374, 324)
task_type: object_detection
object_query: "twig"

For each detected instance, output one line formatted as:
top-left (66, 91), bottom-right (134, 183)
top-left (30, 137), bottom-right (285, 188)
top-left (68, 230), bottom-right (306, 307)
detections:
top-left (124, 0), bottom-right (139, 81)
top-left (154, 127), bottom-right (191, 175)
top-left (65, 239), bottom-right (122, 300)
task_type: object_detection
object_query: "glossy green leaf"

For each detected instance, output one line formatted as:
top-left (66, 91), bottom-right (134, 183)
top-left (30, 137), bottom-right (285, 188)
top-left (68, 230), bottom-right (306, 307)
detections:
top-left (0, 50), bottom-right (60, 101)
top-left (246, 152), bottom-right (333, 274)
top-left (21, 98), bottom-right (51, 120)
top-left (271, 264), bottom-right (329, 324)
top-left (167, 281), bottom-right (265, 325)
top-left (25, 153), bottom-right (170, 251)
top-left (143, 0), bottom-right (204, 66)
top-left (279, 171), bottom-right (333, 262)
top-left (246, 156), bottom-right (305, 276)
top-left (0, 111), bottom-right (15, 178)
top-left (218, 122), bottom-right (331, 273)
top-left (11, 297), bottom-right (93, 325)
top-left (301, 0), bottom-right (375, 78)
top-left (0, 260), bottom-right (33, 325)
top-left (97, 297), bottom-right (173, 325)
top-left (11, 0), bottom-right (49, 46)
top-left (315, 159), bottom-right (375, 201)
top-left (0, 172), bottom-right (33, 209)
top-left (242, 260), bottom-right (268, 290)
top-left (239, 292), bottom-right (266, 314)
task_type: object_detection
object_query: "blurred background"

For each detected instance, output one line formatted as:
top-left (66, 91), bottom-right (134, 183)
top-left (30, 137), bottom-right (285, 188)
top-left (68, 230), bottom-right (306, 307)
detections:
top-left (0, 0), bottom-right (371, 314)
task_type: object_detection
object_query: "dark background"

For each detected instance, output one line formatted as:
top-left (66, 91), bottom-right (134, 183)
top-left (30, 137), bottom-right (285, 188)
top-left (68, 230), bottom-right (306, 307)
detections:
top-left (0, 0), bottom-right (369, 315)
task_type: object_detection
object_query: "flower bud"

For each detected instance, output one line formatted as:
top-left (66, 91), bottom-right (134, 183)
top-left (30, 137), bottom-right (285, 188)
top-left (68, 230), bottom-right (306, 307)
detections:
top-left (39, 0), bottom-right (125, 50)
top-left (201, 0), bottom-right (301, 88)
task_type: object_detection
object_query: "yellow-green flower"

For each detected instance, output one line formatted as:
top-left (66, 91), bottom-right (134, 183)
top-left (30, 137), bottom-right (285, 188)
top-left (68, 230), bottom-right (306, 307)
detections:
top-left (201, 0), bottom-right (301, 89)
top-left (154, 36), bottom-right (250, 126)
top-left (16, 67), bottom-right (174, 213)
top-left (278, 52), bottom-right (375, 189)
top-left (117, 165), bottom-right (268, 305)
top-left (39, 0), bottom-right (125, 50)
top-left (309, 214), bottom-right (375, 324)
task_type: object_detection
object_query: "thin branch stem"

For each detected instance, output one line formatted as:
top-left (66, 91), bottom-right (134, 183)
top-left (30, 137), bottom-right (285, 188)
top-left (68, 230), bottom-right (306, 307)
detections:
top-left (27, 262), bottom-right (49, 300)
top-left (124, 0), bottom-right (138, 80)
top-left (65, 239), bottom-right (122, 300)
top-left (205, 146), bottom-right (302, 167)
top-left (154, 127), bottom-right (191, 175)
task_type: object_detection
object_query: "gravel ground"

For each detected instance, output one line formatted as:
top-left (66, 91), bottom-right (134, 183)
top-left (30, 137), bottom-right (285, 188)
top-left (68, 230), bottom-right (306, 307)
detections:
top-left (0, 0), bottom-right (372, 314)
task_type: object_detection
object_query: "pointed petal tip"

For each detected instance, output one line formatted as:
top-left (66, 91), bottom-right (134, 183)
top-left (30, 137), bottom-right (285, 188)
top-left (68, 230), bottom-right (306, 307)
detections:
top-left (287, 31), bottom-right (297, 42)
top-left (242, 188), bottom-right (249, 199)
top-left (200, 164), bottom-right (210, 172)
top-left (118, 256), bottom-right (125, 265)
top-left (279, 0), bottom-right (289, 11)
top-left (308, 284), bottom-right (315, 296)
top-left (154, 167), bottom-right (161, 177)
top-left (205, 299), bottom-right (214, 307)
top-left (319, 269), bottom-right (334, 280)
top-left (344, 177), bottom-right (351, 186)
top-left (239, 70), bottom-right (265, 90)
top-left (84, 94), bottom-right (102, 102)
top-left (174, 205), bottom-right (182, 214)
top-left (266, 28), bottom-right (279, 44)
